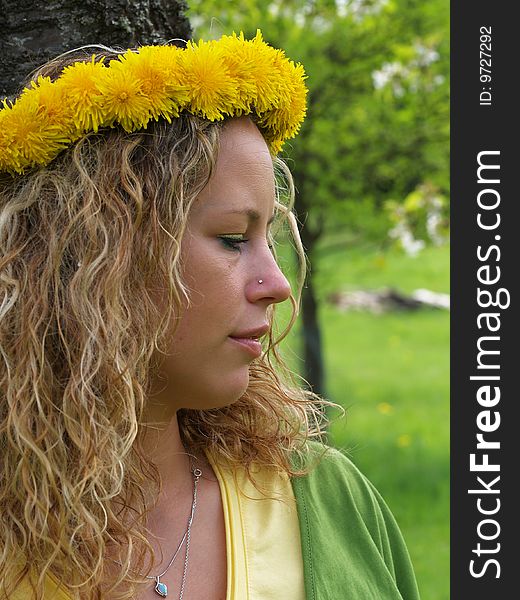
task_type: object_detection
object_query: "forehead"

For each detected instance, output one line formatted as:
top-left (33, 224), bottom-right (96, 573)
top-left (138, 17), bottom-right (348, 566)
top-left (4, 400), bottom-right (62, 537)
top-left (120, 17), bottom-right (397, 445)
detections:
top-left (191, 117), bottom-right (275, 217)
top-left (217, 117), bottom-right (273, 173)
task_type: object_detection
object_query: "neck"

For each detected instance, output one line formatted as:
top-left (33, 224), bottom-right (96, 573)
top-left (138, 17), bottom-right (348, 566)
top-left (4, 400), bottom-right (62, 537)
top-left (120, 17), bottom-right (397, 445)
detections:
top-left (138, 409), bottom-right (213, 514)
top-left (103, 407), bottom-right (215, 588)
top-left (140, 413), bottom-right (191, 495)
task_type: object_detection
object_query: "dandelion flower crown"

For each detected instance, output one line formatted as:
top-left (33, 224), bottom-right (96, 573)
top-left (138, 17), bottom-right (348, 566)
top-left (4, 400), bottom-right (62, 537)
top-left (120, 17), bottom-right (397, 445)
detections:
top-left (0, 30), bottom-right (308, 175)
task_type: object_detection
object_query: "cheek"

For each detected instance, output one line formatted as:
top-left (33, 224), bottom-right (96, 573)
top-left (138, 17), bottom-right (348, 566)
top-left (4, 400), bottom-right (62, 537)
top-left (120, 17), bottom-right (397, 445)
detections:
top-left (178, 238), bottom-right (250, 345)
top-left (172, 274), bottom-right (240, 345)
top-left (183, 238), bottom-right (227, 288)
top-left (184, 248), bottom-right (243, 307)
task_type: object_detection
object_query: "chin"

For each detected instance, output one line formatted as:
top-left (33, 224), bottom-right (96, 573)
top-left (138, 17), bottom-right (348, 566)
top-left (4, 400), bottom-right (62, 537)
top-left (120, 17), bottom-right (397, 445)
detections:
top-left (188, 393), bottom-right (245, 411)
top-left (191, 371), bottom-right (250, 410)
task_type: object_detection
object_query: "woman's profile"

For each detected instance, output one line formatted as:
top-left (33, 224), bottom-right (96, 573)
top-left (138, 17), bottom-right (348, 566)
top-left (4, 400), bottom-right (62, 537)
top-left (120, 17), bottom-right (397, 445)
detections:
top-left (0, 31), bottom-right (420, 599)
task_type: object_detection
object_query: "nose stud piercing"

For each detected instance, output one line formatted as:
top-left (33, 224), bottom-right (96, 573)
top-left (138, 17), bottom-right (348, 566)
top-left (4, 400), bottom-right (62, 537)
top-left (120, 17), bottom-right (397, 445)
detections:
top-left (258, 279), bottom-right (263, 284)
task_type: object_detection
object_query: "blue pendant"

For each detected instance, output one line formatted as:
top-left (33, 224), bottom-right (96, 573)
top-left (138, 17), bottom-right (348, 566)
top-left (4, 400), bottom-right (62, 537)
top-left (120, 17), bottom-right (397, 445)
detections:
top-left (154, 579), bottom-right (168, 597)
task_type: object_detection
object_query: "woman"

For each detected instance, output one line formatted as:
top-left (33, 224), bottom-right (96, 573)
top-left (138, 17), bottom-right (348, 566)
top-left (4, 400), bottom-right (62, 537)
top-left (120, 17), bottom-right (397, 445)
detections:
top-left (0, 32), bottom-right (420, 599)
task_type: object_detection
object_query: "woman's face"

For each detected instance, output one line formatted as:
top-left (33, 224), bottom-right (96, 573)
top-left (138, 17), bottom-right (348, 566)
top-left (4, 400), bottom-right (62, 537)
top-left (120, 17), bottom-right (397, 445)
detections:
top-left (151, 117), bottom-right (291, 413)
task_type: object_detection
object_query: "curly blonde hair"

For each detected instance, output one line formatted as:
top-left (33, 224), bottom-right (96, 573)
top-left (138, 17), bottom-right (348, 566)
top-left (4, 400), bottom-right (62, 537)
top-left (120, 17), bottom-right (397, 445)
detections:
top-left (0, 49), bottom-right (339, 599)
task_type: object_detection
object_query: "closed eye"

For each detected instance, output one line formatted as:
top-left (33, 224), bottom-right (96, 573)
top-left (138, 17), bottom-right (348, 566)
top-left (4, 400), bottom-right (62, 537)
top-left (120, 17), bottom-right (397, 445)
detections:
top-left (218, 235), bottom-right (249, 252)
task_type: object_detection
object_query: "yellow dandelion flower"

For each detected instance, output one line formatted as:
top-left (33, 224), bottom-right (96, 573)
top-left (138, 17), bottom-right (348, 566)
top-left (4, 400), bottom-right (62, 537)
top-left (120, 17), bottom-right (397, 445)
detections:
top-left (96, 63), bottom-right (152, 132)
top-left (247, 31), bottom-right (289, 113)
top-left (269, 51), bottom-right (293, 104)
top-left (179, 39), bottom-right (237, 120)
top-left (259, 56), bottom-right (307, 138)
top-left (59, 58), bottom-right (108, 133)
top-left (0, 107), bottom-right (14, 172)
top-left (273, 55), bottom-right (305, 108)
top-left (397, 434), bottom-right (412, 448)
top-left (22, 76), bottom-right (74, 134)
top-left (268, 137), bottom-right (284, 155)
top-left (257, 65), bottom-right (307, 144)
top-left (260, 105), bottom-right (296, 141)
top-left (141, 45), bottom-right (191, 104)
top-left (218, 32), bottom-right (265, 113)
top-left (113, 46), bottom-right (188, 122)
top-left (0, 96), bottom-right (68, 173)
top-left (377, 402), bottom-right (394, 415)
top-left (139, 43), bottom-right (182, 67)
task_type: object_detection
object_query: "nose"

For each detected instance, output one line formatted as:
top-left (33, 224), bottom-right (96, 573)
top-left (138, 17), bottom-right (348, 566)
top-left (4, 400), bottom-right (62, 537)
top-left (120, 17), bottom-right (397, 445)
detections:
top-left (249, 248), bottom-right (291, 305)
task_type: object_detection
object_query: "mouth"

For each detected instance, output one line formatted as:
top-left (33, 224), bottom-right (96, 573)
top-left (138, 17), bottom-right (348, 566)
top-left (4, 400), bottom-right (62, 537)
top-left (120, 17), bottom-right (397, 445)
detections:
top-left (228, 336), bottom-right (263, 358)
top-left (230, 324), bottom-right (270, 340)
top-left (228, 324), bottom-right (269, 358)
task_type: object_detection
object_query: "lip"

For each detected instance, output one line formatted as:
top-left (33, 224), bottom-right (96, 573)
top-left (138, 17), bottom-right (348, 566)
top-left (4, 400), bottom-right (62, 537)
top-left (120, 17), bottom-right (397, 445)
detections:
top-left (228, 336), bottom-right (263, 358)
top-left (228, 324), bottom-right (269, 359)
top-left (230, 324), bottom-right (270, 339)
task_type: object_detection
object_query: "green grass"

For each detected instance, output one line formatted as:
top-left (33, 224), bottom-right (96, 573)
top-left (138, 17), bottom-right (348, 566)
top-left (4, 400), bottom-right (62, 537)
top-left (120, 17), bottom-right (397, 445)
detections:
top-left (277, 242), bottom-right (450, 600)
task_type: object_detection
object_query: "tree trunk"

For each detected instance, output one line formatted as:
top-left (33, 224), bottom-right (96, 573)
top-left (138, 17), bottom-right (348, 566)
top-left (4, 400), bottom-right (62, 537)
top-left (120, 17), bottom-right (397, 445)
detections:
top-left (294, 191), bottom-right (326, 399)
top-left (0, 0), bottom-right (192, 98)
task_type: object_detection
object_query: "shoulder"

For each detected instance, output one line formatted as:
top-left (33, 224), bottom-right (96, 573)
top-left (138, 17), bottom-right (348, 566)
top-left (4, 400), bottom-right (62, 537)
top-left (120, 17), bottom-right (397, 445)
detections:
top-left (291, 441), bottom-right (394, 536)
top-left (291, 440), bottom-right (382, 507)
top-left (290, 441), bottom-right (421, 599)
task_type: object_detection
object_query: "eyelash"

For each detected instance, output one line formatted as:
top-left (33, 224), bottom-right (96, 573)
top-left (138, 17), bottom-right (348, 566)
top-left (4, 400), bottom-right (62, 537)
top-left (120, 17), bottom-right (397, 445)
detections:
top-left (218, 236), bottom-right (274, 253)
top-left (219, 236), bottom-right (248, 251)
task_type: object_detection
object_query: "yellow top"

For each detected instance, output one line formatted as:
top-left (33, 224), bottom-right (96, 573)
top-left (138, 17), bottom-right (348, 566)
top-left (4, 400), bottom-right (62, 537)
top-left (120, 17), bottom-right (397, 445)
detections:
top-left (11, 451), bottom-right (305, 599)
top-left (204, 447), bottom-right (305, 600)
top-left (9, 571), bottom-right (69, 600)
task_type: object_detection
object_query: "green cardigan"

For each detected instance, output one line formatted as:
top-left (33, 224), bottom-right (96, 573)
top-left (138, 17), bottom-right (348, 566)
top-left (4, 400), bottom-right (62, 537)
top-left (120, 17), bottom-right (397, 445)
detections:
top-left (290, 444), bottom-right (421, 599)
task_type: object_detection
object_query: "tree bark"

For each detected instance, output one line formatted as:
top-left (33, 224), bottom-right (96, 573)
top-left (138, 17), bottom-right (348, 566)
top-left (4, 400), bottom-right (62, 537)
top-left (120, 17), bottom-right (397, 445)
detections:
top-left (0, 0), bottom-right (192, 98)
top-left (294, 190), bottom-right (326, 399)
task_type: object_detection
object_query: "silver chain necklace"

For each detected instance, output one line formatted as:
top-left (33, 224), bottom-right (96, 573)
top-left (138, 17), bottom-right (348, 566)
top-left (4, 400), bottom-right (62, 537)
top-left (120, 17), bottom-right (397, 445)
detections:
top-left (112, 461), bottom-right (202, 599)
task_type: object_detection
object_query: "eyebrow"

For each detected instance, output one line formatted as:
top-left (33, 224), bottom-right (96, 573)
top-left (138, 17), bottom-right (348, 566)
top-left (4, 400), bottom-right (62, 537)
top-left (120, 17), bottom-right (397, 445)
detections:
top-left (222, 208), bottom-right (276, 225)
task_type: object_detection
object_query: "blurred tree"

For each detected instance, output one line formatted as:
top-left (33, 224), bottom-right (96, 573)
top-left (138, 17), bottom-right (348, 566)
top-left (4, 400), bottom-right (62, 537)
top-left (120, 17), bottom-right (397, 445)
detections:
top-left (0, 0), bottom-right (192, 98)
top-left (188, 0), bottom-right (449, 398)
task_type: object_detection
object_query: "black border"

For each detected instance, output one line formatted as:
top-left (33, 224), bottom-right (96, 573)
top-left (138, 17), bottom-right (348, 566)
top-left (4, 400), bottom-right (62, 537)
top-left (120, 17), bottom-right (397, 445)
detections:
top-left (451, 2), bottom-right (517, 596)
